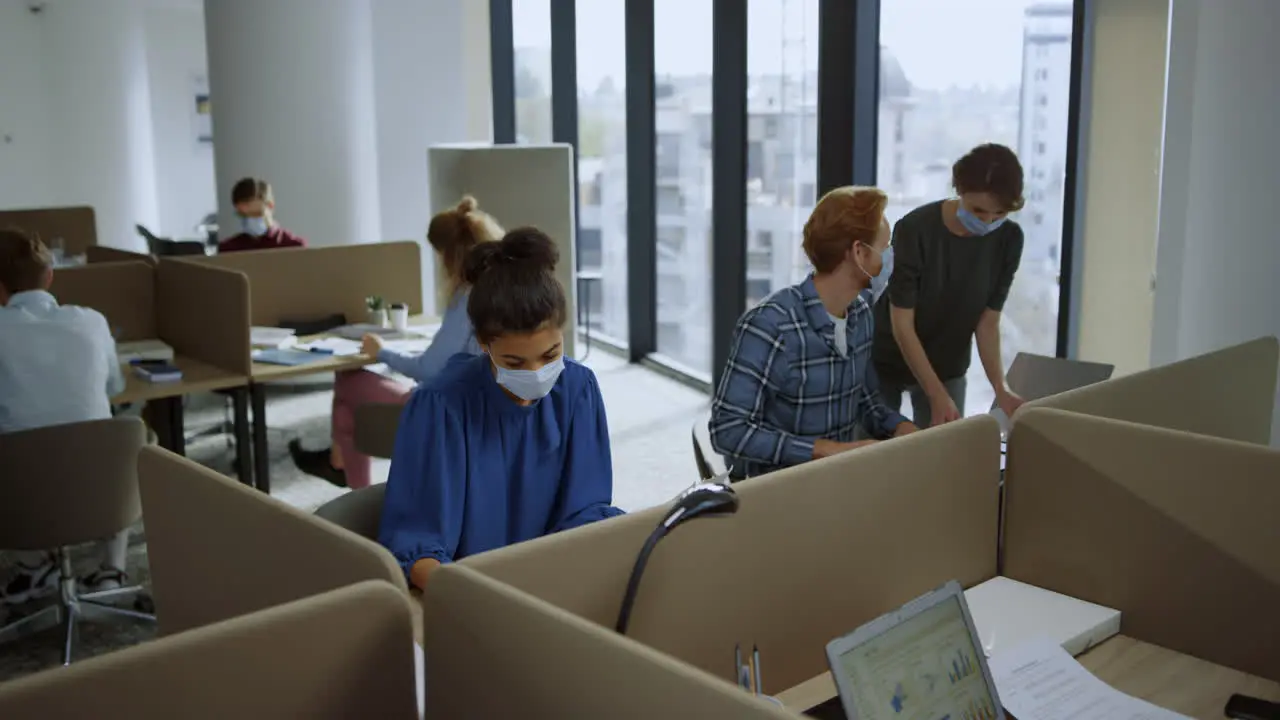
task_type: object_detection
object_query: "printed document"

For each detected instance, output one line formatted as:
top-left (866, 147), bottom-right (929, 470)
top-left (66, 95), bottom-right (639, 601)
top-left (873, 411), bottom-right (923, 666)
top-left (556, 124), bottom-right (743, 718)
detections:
top-left (988, 638), bottom-right (1189, 720)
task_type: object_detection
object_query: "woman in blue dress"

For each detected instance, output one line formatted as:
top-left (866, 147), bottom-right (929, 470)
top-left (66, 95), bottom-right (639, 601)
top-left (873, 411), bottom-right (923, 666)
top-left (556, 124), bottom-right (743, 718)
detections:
top-left (378, 227), bottom-right (624, 590)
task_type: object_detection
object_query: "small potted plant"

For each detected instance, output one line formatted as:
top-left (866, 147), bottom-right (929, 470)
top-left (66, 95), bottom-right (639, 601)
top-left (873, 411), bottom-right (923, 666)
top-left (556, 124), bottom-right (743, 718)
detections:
top-left (365, 295), bottom-right (387, 327)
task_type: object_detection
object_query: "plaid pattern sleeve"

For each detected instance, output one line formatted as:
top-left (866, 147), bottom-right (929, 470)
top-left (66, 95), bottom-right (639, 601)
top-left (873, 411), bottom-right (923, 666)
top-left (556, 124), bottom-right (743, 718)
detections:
top-left (708, 305), bottom-right (818, 471)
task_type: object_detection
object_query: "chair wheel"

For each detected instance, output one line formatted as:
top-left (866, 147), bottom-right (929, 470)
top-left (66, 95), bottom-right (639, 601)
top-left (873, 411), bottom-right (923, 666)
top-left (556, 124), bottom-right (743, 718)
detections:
top-left (134, 595), bottom-right (156, 614)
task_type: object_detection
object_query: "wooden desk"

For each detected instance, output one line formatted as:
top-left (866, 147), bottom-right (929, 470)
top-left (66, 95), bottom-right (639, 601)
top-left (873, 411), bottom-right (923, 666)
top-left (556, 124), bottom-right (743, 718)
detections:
top-left (247, 318), bottom-right (438, 494)
top-left (114, 356), bottom-right (247, 405)
top-left (777, 635), bottom-right (1280, 719)
top-left (113, 355), bottom-right (252, 487)
top-left (1079, 636), bottom-right (1280, 719)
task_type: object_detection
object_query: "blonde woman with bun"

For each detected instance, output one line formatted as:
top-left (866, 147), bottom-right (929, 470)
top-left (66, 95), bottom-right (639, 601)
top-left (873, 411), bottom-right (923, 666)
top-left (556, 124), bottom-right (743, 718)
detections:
top-left (708, 186), bottom-right (918, 481)
top-left (290, 196), bottom-right (503, 488)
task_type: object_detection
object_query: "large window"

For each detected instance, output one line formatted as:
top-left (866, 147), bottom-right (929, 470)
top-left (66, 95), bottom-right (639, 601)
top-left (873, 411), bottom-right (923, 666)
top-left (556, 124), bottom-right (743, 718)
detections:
top-left (492, 0), bottom-right (1081, 391)
top-left (513, 0), bottom-right (552, 144)
top-left (746, 0), bottom-right (819, 308)
top-left (652, 0), bottom-right (714, 376)
top-left (576, 1), bottom-right (629, 347)
top-left (878, 0), bottom-right (1071, 415)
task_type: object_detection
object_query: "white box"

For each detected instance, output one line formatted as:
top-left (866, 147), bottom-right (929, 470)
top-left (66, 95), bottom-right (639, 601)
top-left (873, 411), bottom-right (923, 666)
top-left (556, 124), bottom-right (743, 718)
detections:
top-left (964, 576), bottom-right (1121, 657)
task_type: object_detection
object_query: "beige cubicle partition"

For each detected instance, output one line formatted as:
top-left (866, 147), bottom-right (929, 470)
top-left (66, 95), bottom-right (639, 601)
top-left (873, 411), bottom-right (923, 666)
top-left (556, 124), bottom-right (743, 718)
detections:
top-left (458, 417), bottom-right (1002, 693)
top-left (0, 205), bottom-right (97, 255)
top-left (137, 447), bottom-right (408, 637)
top-left (48, 261), bottom-right (156, 341)
top-left (195, 242), bottom-right (423, 326)
top-left (85, 245), bottom-right (153, 265)
top-left (426, 563), bottom-right (793, 719)
top-left (156, 258), bottom-right (252, 375)
top-left (0, 581), bottom-right (418, 719)
top-left (1023, 335), bottom-right (1279, 445)
top-left (1004, 408), bottom-right (1280, 683)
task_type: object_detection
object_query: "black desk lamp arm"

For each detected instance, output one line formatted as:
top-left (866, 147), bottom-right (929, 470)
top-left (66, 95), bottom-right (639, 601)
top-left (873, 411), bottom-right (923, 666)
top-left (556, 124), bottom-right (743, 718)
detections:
top-left (614, 524), bottom-right (669, 635)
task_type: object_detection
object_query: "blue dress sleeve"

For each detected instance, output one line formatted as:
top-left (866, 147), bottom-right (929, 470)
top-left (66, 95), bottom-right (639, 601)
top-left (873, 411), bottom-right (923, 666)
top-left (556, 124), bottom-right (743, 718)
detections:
top-left (548, 372), bottom-right (625, 533)
top-left (377, 290), bottom-right (480, 384)
top-left (377, 388), bottom-right (468, 578)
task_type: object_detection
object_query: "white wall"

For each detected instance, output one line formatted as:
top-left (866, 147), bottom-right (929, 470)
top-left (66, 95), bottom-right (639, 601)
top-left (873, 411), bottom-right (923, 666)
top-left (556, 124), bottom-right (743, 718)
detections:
top-left (0, 2), bottom-right (54, 208)
top-left (143, 4), bottom-right (216, 240)
top-left (371, 0), bottom-right (492, 313)
top-left (1152, 0), bottom-right (1280, 445)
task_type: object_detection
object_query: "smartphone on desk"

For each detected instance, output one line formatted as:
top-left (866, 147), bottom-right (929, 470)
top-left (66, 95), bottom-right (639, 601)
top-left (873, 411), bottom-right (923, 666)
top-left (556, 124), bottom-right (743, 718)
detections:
top-left (1226, 694), bottom-right (1280, 720)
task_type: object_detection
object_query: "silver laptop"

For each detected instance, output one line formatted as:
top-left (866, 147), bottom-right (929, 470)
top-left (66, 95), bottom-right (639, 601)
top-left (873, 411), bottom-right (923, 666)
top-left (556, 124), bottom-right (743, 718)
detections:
top-left (825, 581), bottom-right (1005, 720)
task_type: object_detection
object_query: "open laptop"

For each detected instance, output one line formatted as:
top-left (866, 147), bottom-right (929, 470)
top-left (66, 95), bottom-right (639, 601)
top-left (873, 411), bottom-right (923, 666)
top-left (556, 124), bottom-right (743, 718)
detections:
top-left (821, 581), bottom-right (1005, 720)
top-left (1003, 352), bottom-right (1114, 404)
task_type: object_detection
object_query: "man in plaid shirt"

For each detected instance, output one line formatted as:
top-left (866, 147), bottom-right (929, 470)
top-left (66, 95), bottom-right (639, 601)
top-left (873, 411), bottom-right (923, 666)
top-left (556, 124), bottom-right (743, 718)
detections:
top-left (710, 186), bottom-right (917, 479)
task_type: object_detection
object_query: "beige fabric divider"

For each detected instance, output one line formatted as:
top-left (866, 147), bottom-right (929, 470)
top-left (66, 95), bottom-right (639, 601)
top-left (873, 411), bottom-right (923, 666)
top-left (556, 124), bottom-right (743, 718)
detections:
top-left (137, 447), bottom-right (407, 636)
top-left (195, 242), bottom-right (422, 326)
top-left (156, 259), bottom-right (251, 375)
top-left (1004, 408), bottom-right (1280, 682)
top-left (0, 581), bottom-right (418, 719)
top-left (85, 245), bottom-right (153, 265)
top-left (47, 261), bottom-right (156, 341)
top-left (0, 205), bottom-right (97, 254)
top-left (1023, 336), bottom-right (1279, 445)
top-left (426, 563), bottom-right (794, 719)
top-left (461, 417), bottom-right (1002, 692)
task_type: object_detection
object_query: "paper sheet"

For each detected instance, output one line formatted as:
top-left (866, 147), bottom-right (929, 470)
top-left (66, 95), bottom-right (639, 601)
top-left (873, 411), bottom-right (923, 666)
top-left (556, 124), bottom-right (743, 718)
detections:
top-left (296, 337), bottom-right (362, 356)
top-left (988, 638), bottom-right (1189, 720)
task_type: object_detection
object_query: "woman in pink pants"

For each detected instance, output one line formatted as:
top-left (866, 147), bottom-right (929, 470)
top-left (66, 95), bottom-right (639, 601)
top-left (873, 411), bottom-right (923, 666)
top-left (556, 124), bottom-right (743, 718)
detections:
top-left (289, 196), bottom-right (504, 488)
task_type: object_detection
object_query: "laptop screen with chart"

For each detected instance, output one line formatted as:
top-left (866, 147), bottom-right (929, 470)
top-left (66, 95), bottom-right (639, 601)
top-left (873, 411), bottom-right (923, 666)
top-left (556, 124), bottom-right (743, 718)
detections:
top-left (826, 582), bottom-right (1005, 720)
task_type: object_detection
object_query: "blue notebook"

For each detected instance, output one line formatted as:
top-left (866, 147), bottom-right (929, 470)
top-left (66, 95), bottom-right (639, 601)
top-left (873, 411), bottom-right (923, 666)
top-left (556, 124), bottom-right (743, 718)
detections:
top-left (253, 348), bottom-right (326, 367)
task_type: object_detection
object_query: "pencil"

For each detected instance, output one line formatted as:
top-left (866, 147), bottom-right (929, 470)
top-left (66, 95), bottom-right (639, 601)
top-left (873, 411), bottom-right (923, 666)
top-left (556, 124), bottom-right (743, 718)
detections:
top-left (735, 644), bottom-right (744, 689)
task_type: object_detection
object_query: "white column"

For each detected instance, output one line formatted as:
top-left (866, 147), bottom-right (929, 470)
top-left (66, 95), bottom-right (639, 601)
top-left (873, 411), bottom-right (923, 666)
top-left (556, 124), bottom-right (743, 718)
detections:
top-left (204, 0), bottom-right (381, 246)
top-left (371, 0), bottom-right (493, 312)
top-left (40, 0), bottom-right (158, 251)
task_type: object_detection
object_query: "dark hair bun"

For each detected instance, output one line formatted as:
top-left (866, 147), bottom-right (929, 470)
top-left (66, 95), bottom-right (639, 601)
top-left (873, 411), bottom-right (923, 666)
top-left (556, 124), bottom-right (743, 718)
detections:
top-left (463, 227), bottom-right (558, 285)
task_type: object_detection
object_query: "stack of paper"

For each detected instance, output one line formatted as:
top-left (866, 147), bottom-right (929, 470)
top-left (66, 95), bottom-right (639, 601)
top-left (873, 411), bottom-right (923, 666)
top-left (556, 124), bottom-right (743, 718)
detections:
top-left (251, 326), bottom-right (297, 349)
top-left (295, 337), bottom-right (362, 356)
top-left (116, 339), bottom-right (175, 363)
top-left (964, 577), bottom-right (1121, 658)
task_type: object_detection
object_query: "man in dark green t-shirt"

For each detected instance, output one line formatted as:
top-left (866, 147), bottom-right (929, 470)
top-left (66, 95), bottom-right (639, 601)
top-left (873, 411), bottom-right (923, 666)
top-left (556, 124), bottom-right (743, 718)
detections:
top-left (872, 143), bottom-right (1027, 428)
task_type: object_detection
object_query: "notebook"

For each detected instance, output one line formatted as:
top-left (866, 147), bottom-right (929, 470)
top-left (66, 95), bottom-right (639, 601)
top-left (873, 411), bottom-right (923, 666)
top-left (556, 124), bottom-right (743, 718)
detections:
top-left (253, 348), bottom-right (327, 367)
top-left (132, 360), bottom-right (183, 383)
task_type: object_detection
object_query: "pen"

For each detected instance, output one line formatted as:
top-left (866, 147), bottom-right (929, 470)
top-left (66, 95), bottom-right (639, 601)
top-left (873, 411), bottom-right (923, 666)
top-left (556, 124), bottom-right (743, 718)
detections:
top-left (753, 645), bottom-right (762, 696)
top-left (306, 346), bottom-right (334, 355)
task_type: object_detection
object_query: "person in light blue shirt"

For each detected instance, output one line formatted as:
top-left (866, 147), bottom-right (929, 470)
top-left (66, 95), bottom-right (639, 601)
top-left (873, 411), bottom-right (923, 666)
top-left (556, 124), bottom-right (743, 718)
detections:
top-left (0, 228), bottom-right (132, 605)
top-left (379, 227), bottom-right (624, 590)
top-left (290, 196), bottom-right (503, 488)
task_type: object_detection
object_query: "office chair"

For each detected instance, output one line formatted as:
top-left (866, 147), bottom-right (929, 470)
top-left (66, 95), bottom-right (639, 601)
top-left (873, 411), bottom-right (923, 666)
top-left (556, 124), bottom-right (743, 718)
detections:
top-left (136, 224), bottom-right (205, 257)
top-left (312, 402), bottom-right (402, 539)
top-left (0, 418), bottom-right (156, 665)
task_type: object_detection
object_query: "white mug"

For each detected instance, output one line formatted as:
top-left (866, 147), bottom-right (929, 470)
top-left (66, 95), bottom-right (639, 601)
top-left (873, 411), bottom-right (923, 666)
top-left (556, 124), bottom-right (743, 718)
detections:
top-left (389, 305), bottom-right (409, 331)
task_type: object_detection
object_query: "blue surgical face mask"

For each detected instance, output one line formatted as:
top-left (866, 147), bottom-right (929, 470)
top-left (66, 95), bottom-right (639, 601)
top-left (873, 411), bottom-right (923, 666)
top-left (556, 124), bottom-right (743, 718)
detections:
top-left (855, 242), bottom-right (890, 294)
top-left (871, 245), bottom-right (894, 301)
top-left (955, 203), bottom-right (1008, 236)
top-left (493, 354), bottom-right (564, 402)
top-left (241, 216), bottom-right (269, 237)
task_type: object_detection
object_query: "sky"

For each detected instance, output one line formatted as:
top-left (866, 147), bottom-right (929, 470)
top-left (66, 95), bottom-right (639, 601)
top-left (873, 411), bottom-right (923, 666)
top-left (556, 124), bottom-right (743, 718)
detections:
top-left (513, 0), bottom-right (1067, 93)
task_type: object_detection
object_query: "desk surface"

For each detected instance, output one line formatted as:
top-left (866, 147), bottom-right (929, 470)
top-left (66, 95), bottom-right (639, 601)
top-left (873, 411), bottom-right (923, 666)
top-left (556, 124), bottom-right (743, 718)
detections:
top-left (777, 635), bottom-right (1280, 719)
top-left (112, 355), bottom-right (247, 405)
top-left (249, 318), bottom-right (438, 382)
